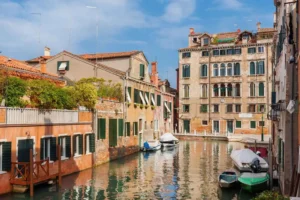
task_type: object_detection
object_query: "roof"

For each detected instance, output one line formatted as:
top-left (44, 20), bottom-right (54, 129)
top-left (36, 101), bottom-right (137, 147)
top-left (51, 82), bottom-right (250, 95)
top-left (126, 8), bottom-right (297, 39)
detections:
top-left (216, 31), bottom-right (239, 39)
top-left (80, 50), bottom-right (140, 60)
top-left (258, 28), bottom-right (276, 33)
top-left (26, 56), bottom-right (52, 63)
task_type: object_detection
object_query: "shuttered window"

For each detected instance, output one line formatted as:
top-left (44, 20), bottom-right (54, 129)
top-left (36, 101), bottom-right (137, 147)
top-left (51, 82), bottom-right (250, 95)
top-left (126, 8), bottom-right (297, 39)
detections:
top-left (151, 93), bottom-right (155, 106)
top-left (118, 119), bottom-right (124, 136)
top-left (125, 122), bottom-right (131, 136)
top-left (109, 119), bottom-right (118, 147)
top-left (236, 121), bottom-right (241, 128)
top-left (157, 95), bottom-right (161, 106)
top-left (125, 87), bottom-right (132, 102)
top-left (0, 142), bottom-right (11, 171)
top-left (250, 121), bottom-right (256, 129)
top-left (250, 62), bottom-right (255, 75)
top-left (97, 118), bottom-right (106, 140)
top-left (40, 137), bottom-right (57, 161)
top-left (133, 122), bottom-right (138, 135)
top-left (73, 134), bottom-right (83, 156)
top-left (182, 65), bottom-right (190, 78)
top-left (168, 102), bottom-right (172, 117)
top-left (134, 89), bottom-right (139, 103)
top-left (58, 136), bottom-right (71, 159)
top-left (259, 82), bottom-right (264, 96)
top-left (85, 133), bottom-right (95, 154)
top-left (140, 64), bottom-right (145, 78)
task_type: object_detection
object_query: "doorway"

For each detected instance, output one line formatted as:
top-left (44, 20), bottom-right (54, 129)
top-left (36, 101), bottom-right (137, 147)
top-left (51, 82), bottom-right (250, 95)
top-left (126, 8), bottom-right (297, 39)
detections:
top-left (227, 120), bottom-right (234, 134)
top-left (18, 139), bottom-right (34, 162)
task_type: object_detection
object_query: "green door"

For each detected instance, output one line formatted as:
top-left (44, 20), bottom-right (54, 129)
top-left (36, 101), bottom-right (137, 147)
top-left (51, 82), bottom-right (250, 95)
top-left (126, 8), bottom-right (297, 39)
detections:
top-left (227, 121), bottom-right (233, 133)
top-left (183, 120), bottom-right (190, 133)
top-left (18, 139), bottom-right (34, 162)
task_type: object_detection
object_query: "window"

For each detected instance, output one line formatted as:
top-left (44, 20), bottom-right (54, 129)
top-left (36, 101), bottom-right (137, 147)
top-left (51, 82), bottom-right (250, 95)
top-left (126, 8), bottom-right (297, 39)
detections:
top-left (235, 83), bottom-right (241, 97)
top-left (125, 122), bottom-right (131, 136)
top-left (118, 119), bottom-right (124, 136)
top-left (202, 51), bottom-right (209, 57)
top-left (157, 95), bottom-right (161, 106)
top-left (248, 47), bottom-right (256, 54)
top-left (73, 134), bottom-right (83, 156)
top-left (58, 136), bottom-right (71, 159)
top-left (203, 38), bottom-right (209, 45)
top-left (258, 104), bottom-right (265, 112)
top-left (220, 83), bottom-right (226, 97)
top-left (213, 50), bottom-right (219, 56)
top-left (220, 49), bottom-right (226, 55)
top-left (40, 137), bottom-right (56, 161)
top-left (259, 121), bottom-right (265, 126)
top-left (139, 91), bottom-right (145, 105)
top-left (250, 83), bottom-right (256, 97)
top-left (248, 104), bottom-right (256, 113)
top-left (144, 121), bottom-right (147, 129)
top-left (139, 119), bottom-right (143, 132)
top-left (258, 46), bottom-right (264, 53)
top-left (183, 104), bottom-right (190, 113)
top-left (0, 142), bottom-right (11, 172)
top-left (202, 84), bottom-right (208, 98)
top-left (226, 104), bottom-right (233, 113)
top-left (183, 85), bottom-right (189, 98)
top-left (227, 63), bottom-right (232, 76)
top-left (182, 52), bottom-right (191, 58)
top-left (220, 64), bottom-right (226, 76)
top-left (85, 133), bottom-right (95, 154)
top-left (201, 64), bottom-right (208, 77)
top-left (250, 121), bottom-right (256, 129)
top-left (213, 64), bottom-right (219, 76)
top-left (213, 121), bottom-right (220, 133)
top-left (57, 61), bottom-right (70, 71)
top-left (144, 92), bottom-right (150, 105)
top-left (202, 120), bottom-right (208, 125)
top-left (213, 84), bottom-right (219, 97)
top-left (140, 64), bottom-right (145, 78)
top-left (150, 121), bottom-right (153, 129)
top-left (227, 49), bottom-right (233, 55)
top-left (193, 38), bottom-right (197, 43)
top-left (182, 65), bottom-right (190, 78)
top-left (236, 121), bottom-right (241, 128)
top-left (235, 49), bottom-right (242, 55)
top-left (183, 120), bottom-right (190, 133)
top-left (259, 82), bottom-right (264, 96)
top-left (250, 62), bottom-right (255, 75)
top-left (257, 61), bottom-right (265, 74)
top-left (227, 83), bottom-right (233, 97)
top-left (234, 63), bottom-right (240, 75)
top-left (133, 122), bottom-right (138, 135)
top-left (97, 118), bottom-right (106, 139)
top-left (126, 87), bottom-right (132, 103)
top-left (200, 104), bottom-right (208, 113)
top-left (213, 104), bottom-right (219, 113)
top-left (235, 104), bottom-right (241, 113)
top-left (134, 89), bottom-right (139, 104)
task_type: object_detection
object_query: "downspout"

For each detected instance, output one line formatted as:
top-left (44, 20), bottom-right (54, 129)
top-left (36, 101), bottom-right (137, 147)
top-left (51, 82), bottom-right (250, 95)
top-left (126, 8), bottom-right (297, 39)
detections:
top-left (208, 49), bottom-right (211, 126)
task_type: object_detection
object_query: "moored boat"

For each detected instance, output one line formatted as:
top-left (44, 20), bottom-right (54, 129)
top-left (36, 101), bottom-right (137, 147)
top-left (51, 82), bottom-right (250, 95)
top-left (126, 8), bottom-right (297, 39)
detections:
top-left (159, 133), bottom-right (179, 147)
top-left (218, 171), bottom-right (238, 188)
top-left (238, 172), bottom-right (269, 193)
top-left (142, 140), bottom-right (161, 151)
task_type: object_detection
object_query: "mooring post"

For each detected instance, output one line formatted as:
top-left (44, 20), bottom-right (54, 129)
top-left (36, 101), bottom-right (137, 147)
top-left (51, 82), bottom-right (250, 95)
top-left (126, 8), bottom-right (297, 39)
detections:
top-left (30, 149), bottom-right (34, 197)
top-left (58, 145), bottom-right (62, 187)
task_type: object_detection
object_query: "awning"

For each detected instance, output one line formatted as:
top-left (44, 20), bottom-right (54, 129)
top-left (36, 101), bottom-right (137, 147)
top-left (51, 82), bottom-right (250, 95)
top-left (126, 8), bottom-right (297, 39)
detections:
top-left (139, 92), bottom-right (145, 105)
top-left (144, 94), bottom-right (149, 105)
top-left (58, 62), bottom-right (67, 70)
top-left (164, 102), bottom-right (171, 112)
top-left (151, 95), bottom-right (155, 105)
top-left (126, 89), bottom-right (131, 103)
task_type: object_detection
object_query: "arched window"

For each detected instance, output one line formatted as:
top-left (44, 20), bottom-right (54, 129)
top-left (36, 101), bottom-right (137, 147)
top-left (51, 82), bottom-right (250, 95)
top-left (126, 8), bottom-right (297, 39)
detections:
top-left (259, 82), bottom-right (264, 96)
top-left (220, 63), bottom-right (225, 76)
top-left (235, 83), bottom-right (241, 97)
top-left (250, 83), bottom-right (255, 97)
top-left (201, 64), bottom-right (208, 77)
top-left (202, 84), bottom-right (207, 98)
top-left (214, 84), bottom-right (219, 97)
top-left (220, 83), bottom-right (226, 96)
top-left (234, 63), bottom-right (240, 75)
top-left (227, 63), bottom-right (232, 76)
top-left (227, 83), bottom-right (233, 96)
top-left (250, 62), bottom-right (255, 75)
top-left (183, 85), bottom-right (189, 98)
top-left (257, 61), bottom-right (265, 74)
top-left (213, 64), bottom-right (218, 76)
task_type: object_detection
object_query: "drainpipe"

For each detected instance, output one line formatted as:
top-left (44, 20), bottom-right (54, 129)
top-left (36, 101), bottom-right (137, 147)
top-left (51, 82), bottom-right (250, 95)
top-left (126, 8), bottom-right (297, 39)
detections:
top-left (208, 49), bottom-right (211, 127)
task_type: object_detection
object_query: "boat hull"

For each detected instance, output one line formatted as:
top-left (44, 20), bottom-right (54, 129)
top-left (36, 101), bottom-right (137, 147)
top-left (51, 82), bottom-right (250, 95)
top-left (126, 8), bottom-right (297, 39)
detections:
top-left (218, 171), bottom-right (238, 188)
top-left (143, 144), bottom-right (161, 151)
top-left (240, 181), bottom-right (268, 193)
top-left (238, 173), bottom-right (269, 193)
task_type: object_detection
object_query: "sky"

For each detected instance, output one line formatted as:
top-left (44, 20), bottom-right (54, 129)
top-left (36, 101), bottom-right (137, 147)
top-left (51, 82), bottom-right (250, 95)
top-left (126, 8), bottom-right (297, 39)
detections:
top-left (0, 0), bottom-right (274, 87)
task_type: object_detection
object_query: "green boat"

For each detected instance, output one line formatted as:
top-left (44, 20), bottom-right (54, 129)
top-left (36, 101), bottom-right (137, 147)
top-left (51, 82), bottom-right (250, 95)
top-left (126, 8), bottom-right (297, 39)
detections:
top-left (238, 172), bottom-right (269, 193)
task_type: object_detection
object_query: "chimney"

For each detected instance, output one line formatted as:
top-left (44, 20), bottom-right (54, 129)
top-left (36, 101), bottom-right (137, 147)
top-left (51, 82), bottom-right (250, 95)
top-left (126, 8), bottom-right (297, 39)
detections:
top-left (189, 28), bottom-right (195, 35)
top-left (150, 61), bottom-right (159, 87)
top-left (237, 29), bottom-right (241, 33)
top-left (40, 58), bottom-right (47, 73)
top-left (256, 22), bottom-right (261, 31)
top-left (44, 46), bottom-right (51, 56)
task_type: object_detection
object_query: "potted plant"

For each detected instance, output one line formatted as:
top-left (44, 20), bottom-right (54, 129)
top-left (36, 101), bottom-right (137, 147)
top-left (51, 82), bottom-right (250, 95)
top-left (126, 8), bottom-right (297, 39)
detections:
top-left (134, 103), bottom-right (138, 108)
top-left (145, 105), bottom-right (149, 109)
top-left (140, 104), bottom-right (144, 109)
top-left (151, 105), bottom-right (156, 110)
top-left (126, 102), bottom-right (131, 107)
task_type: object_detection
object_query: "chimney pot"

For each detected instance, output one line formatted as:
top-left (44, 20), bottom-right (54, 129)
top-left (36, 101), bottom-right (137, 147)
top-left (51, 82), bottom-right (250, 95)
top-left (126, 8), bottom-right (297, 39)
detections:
top-left (44, 46), bottom-right (51, 56)
top-left (189, 28), bottom-right (195, 35)
top-left (237, 29), bottom-right (241, 33)
top-left (40, 58), bottom-right (47, 73)
top-left (256, 22), bottom-right (261, 30)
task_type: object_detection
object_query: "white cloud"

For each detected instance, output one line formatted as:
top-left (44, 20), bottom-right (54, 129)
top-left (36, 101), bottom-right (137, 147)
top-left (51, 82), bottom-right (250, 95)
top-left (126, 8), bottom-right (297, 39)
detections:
top-left (211, 0), bottom-right (243, 10)
top-left (162, 0), bottom-right (196, 23)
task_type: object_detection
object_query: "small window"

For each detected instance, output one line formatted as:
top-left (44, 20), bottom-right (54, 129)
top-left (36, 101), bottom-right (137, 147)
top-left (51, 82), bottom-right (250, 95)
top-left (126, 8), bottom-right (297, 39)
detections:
top-left (85, 133), bottom-right (95, 154)
top-left (183, 85), bottom-right (189, 98)
top-left (140, 64), bottom-right (145, 78)
top-left (182, 65), bottom-right (190, 78)
top-left (258, 46), bottom-right (264, 53)
top-left (144, 121), bottom-right (147, 130)
top-left (193, 38), bottom-right (197, 43)
top-left (200, 64), bottom-right (208, 77)
top-left (248, 47), bottom-right (256, 54)
top-left (250, 62), bottom-right (255, 75)
top-left (227, 63), bottom-right (232, 76)
top-left (213, 50), bottom-right (219, 56)
top-left (220, 83), bottom-right (226, 97)
top-left (259, 121), bottom-right (265, 126)
top-left (227, 49), bottom-right (233, 55)
top-left (227, 83), bottom-right (233, 96)
top-left (202, 51), bottom-right (209, 57)
top-left (57, 61), bottom-right (70, 71)
top-left (133, 122), bottom-right (138, 135)
top-left (40, 137), bottom-right (57, 161)
top-left (213, 84), bottom-right (219, 97)
top-left (0, 142), bottom-right (12, 172)
top-left (220, 49), bottom-right (226, 55)
top-left (202, 120), bottom-right (208, 125)
top-left (183, 104), bottom-right (190, 113)
top-left (126, 122), bottom-right (131, 136)
top-left (234, 63), bottom-right (240, 75)
top-left (257, 61), bottom-right (265, 74)
top-left (236, 121), bottom-right (242, 128)
top-left (250, 83), bottom-right (256, 97)
top-left (203, 38), bottom-right (209, 45)
top-left (220, 64), bottom-right (226, 76)
top-left (259, 82), bottom-right (264, 96)
top-left (226, 104), bottom-right (233, 113)
top-left (182, 52), bottom-right (191, 58)
top-left (202, 84), bottom-right (208, 98)
top-left (213, 104), bottom-right (219, 113)
top-left (248, 104), bottom-right (256, 113)
top-left (73, 134), bottom-right (83, 157)
top-left (235, 83), bottom-right (241, 97)
top-left (213, 64), bottom-right (219, 76)
top-left (58, 136), bottom-right (71, 159)
top-left (200, 104), bottom-right (208, 113)
top-left (235, 104), bottom-right (241, 113)
top-left (139, 119), bottom-right (143, 132)
top-left (235, 49), bottom-right (241, 55)
top-left (250, 121), bottom-right (256, 129)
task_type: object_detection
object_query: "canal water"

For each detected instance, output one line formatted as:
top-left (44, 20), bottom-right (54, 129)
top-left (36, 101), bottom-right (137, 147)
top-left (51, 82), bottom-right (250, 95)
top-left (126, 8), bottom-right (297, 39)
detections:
top-left (3, 140), bottom-right (257, 200)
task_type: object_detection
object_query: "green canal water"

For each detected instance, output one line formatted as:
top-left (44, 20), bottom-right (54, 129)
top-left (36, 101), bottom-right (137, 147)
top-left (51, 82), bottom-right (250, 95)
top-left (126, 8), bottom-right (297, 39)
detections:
top-left (3, 140), bottom-right (258, 200)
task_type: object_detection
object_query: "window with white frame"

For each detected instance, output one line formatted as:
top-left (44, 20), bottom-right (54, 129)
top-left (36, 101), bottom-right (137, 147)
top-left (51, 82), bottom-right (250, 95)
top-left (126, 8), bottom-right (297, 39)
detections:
top-left (213, 64), bottom-right (219, 76)
top-left (220, 63), bottom-right (226, 76)
top-left (202, 84), bottom-right (208, 98)
top-left (139, 91), bottom-right (146, 105)
top-left (41, 137), bottom-right (51, 160)
top-left (73, 134), bottom-right (83, 157)
top-left (227, 63), bottom-right (232, 76)
top-left (258, 46), bottom-right (264, 53)
top-left (85, 133), bottom-right (96, 154)
top-left (58, 136), bottom-right (71, 159)
top-left (0, 142), bottom-right (11, 172)
top-left (250, 83), bottom-right (256, 97)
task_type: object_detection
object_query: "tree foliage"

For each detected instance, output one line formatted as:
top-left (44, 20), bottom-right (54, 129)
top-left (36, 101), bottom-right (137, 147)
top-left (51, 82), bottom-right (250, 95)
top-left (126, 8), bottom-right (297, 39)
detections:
top-left (73, 82), bottom-right (97, 110)
top-left (5, 77), bottom-right (27, 107)
top-left (252, 191), bottom-right (288, 200)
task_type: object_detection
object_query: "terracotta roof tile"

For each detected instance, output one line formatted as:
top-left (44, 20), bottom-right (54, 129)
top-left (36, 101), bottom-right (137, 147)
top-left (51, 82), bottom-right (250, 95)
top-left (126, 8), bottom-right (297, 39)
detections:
top-left (80, 51), bottom-right (140, 60)
top-left (258, 28), bottom-right (276, 33)
top-left (26, 56), bottom-right (52, 63)
top-left (216, 31), bottom-right (239, 39)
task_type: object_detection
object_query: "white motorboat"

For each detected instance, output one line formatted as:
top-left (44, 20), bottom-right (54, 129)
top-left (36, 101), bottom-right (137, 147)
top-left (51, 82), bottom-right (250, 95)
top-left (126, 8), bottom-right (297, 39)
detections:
top-left (230, 149), bottom-right (269, 172)
top-left (159, 133), bottom-right (179, 147)
top-left (142, 140), bottom-right (161, 151)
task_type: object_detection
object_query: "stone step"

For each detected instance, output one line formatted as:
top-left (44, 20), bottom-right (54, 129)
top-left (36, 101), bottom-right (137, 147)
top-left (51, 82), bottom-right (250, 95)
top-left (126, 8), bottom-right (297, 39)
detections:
top-left (12, 185), bottom-right (29, 193)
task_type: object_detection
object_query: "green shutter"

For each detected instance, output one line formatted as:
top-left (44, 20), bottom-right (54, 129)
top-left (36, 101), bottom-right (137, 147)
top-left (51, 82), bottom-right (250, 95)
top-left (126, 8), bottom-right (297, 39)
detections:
top-left (187, 65), bottom-right (190, 77)
top-left (40, 138), bottom-right (45, 160)
top-left (73, 135), bottom-right (76, 155)
top-left (118, 119), bottom-right (124, 136)
top-left (66, 136), bottom-right (71, 158)
top-left (140, 64), bottom-right (145, 77)
top-left (134, 89), bottom-right (139, 103)
top-left (168, 102), bottom-right (172, 118)
top-left (157, 95), bottom-right (161, 106)
top-left (79, 135), bottom-right (83, 155)
top-left (145, 92), bottom-right (149, 104)
top-left (250, 62), bottom-right (255, 75)
top-left (278, 137), bottom-right (282, 164)
top-left (50, 137), bottom-right (57, 161)
top-left (182, 65), bottom-right (185, 77)
top-left (134, 122), bottom-right (138, 135)
top-left (2, 142), bottom-right (11, 171)
top-left (164, 101), bottom-right (167, 119)
top-left (99, 118), bottom-right (106, 139)
top-left (89, 133), bottom-right (95, 153)
top-left (259, 83), bottom-right (264, 96)
top-left (126, 87), bottom-right (132, 102)
top-left (126, 122), bottom-right (131, 136)
top-left (236, 121), bottom-right (241, 128)
top-left (250, 121), bottom-right (256, 128)
top-left (109, 119), bottom-right (118, 147)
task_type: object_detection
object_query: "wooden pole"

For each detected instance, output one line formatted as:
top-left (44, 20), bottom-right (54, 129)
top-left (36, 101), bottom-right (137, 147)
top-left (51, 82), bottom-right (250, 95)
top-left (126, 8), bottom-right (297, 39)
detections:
top-left (58, 144), bottom-right (62, 187)
top-left (290, 165), bottom-right (296, 196)
top-left (269, 138), bottom-right (273, 189)
top-left (29, 149), bottom-right (34, 197)
top-left (293, 173), bottom-right (300, 196)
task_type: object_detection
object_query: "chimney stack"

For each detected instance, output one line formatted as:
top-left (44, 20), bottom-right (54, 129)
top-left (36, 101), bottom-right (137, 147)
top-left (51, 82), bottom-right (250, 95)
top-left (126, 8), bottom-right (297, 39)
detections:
top-left (40, 58), bottom-right (47, 73)
top-left (237, 29), bottom-right (241, 33)
top-left (150, 61), bottom-right (159, 87)
top-left (44, 46), bottom-right (51, 56)
top-left (256, 22), bottom-right (261, 31)
top-left (189, 28), bottom-right (195, 35)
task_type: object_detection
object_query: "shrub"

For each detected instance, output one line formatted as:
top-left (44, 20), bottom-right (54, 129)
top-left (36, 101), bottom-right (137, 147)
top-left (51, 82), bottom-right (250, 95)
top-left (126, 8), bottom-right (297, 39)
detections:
top-left (73, 82), bottom-right (97, 110)
top-left (252, 191), bottom-right (288, 200)
top-left (5, 77), bottom-right (27, 107)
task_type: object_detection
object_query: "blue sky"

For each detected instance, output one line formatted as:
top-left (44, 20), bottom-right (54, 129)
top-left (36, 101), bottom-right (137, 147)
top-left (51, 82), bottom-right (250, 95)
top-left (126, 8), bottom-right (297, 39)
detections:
top-left (0, 0), bottom-right (274, 87)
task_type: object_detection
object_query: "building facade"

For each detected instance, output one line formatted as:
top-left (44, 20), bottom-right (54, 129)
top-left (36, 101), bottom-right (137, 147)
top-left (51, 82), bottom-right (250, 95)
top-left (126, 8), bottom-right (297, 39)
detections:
top-left (178, 26), bottom-right (274, 135)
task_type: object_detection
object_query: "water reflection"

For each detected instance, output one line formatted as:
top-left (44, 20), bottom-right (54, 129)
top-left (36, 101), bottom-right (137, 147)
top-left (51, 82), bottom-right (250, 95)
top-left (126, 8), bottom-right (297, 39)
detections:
top-left (2, 140), bottom-right (256, 200)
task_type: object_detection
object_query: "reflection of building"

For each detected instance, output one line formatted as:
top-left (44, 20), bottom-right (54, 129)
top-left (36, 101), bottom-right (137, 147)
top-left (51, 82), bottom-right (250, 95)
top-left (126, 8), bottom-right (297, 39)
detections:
top-left (178, 25), bottom-right (274, 135)
top-left (271, 0), bottom-right (298, 196)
